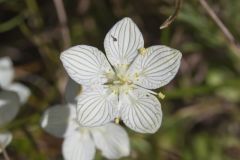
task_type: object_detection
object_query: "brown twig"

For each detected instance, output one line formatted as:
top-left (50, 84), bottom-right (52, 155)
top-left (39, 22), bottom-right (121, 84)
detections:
top-left (2, 149), bottom-right (11, 160)
top-left (53, 0), bottom-right (71, 49)
top-left (199, 0), bottom-right (240, 57)
top-left (0, 144), bottom-right (10, 160)
top-left (160, 0), bottom-right (182, 29)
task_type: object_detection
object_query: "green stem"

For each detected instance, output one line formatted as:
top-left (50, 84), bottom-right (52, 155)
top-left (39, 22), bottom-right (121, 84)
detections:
top-left (0, 14), bottom-right (24, 33)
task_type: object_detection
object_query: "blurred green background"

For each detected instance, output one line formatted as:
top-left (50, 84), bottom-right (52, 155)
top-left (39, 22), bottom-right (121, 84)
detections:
top-left (0, 0), bottom-right (240, 159)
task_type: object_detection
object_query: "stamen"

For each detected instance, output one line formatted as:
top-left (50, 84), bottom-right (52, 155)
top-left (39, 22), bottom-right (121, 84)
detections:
top-left (133, 84), bottom-right (158, 95)
top-left (108, 85), bottom-right (119, 94)
top-left (113, 88), bottom-right (119, 94)
top-left (138, 47), bottom-right (147, 55)
top-left (158, 92), bottom-right (165, 99)
top-left (132, 85), bottom-right (166, 99)
top-left (114, 117), bottom-right (120, 124)
top-left (113, 80), bottom-right (121, 84)
top-left (105, 69), bottom-right (115, 80)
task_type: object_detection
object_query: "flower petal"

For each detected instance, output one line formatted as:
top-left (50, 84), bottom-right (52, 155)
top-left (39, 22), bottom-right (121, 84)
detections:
top-left (41, 104), bottom-right (78, 138)
top-left (7, 83), bottom-right (30, 104)
top-left (128, 45), bottom-right (182, 89)
top-left (91, 123), bottom-right (130, 159)
top-left (64, 79), bottom-right (81, 104)
top-left (104, 17), bottom-right (144, 67)
top-left (0, 57), bottom-right (14, 88)
top-left (120, 89), bottom-right (162, 133)
top-left (0, 132), bottom-right (12, 153)
top-left (0, 91), bottom-right (20, 127)
top-left (62, 131), bottom-right (96, 160)
top-left (60, 45), bottom-right (114, 86)
top-left (76, 85), bottom-right (118, 127)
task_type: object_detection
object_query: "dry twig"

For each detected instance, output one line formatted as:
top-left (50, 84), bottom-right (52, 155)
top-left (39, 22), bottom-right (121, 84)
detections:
top-left (0, 143), bottom-right (10, 160)
top-left (53, 0), bottom-right (71, 49)
top-left (2, 149), bottom-right (10, 160)
top-left (160, 0), bottom-right (182, 29)
top-left (199, 0), bottom-right (240, 57)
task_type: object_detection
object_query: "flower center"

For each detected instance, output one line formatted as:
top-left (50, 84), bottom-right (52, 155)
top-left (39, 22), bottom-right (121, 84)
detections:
top-left (105, 64), bottom-right (166, 100)
top-left (105, 64), bottom-right (134, 95)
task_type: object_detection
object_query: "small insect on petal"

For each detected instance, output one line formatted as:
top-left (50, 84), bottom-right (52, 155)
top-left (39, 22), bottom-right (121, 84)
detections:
top-left (104, 17), bottom-right (144, 67)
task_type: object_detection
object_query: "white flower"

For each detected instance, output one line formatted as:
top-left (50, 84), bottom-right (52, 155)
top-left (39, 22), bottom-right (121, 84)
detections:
top-left (0, 57), bottom-right (30, 153)
top-left (0, 90), bottom-right (20, 153)
top-left (60, 17), bottom-right (182, 133)
top-left (0, 57), bottom-right (30, 104)
top-left (41, 104), bottom-right (130, 160)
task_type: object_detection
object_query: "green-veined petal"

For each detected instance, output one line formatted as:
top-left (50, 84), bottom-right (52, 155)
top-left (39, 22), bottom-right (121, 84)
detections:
top-left (76, 85), bottom-right (118, 127)
top-left (91, 123), bottom-right (130, 159)
top-left (62, 131), bottom-right (95, 160)
top-left (120, 89), bottom-right (162, 133)
top-left (60, 45), bottom-right (114, 86)
top-left (128, 45), bottom-right (182, 89)
top-left (104, 17), bottom-right (144, 68)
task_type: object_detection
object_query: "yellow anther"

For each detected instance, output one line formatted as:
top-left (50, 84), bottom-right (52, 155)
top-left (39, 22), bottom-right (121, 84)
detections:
top-left (138, 47), bottom-right (147, 55)
top-left (114, 117), bottom-right (120, 124)
top-left (158, 92), bottom-right (165, 99)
